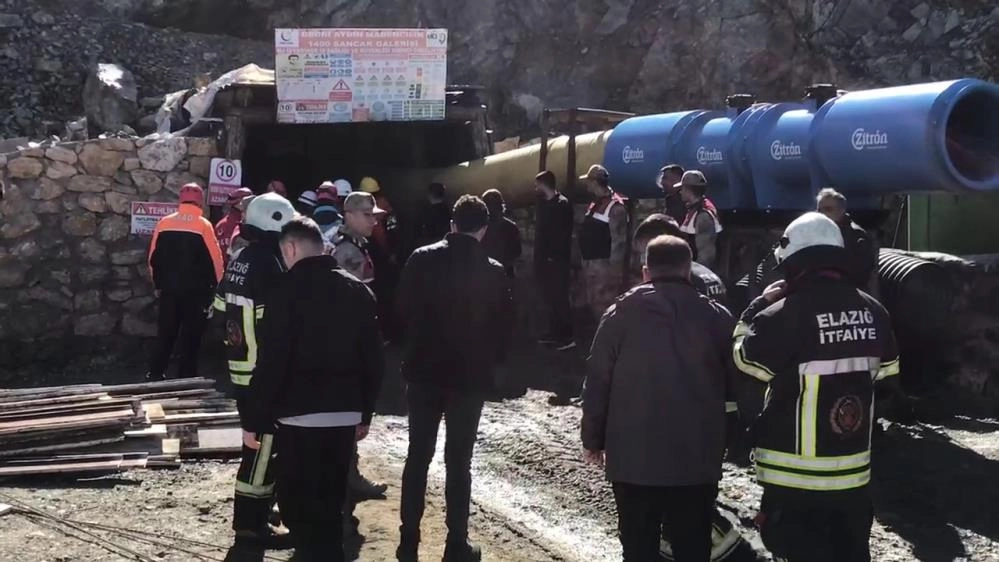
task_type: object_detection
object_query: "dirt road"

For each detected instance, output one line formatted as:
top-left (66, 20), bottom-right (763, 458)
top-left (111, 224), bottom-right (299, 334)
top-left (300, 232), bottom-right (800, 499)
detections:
top-left (2, 345), bottom-right (999, 561)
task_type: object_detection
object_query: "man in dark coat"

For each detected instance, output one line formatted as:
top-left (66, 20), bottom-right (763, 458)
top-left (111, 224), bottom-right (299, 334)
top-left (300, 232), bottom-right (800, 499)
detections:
top-left (481, 188), bottom-right (522, 277)
top-left (816, 188), bottom-right (878, 295)
top-left (241, 217), bottom-right (384, 561)
top-left (583, 235), bottom-right (736, 562)
top-left (396, 195), bottom-right (514, 562)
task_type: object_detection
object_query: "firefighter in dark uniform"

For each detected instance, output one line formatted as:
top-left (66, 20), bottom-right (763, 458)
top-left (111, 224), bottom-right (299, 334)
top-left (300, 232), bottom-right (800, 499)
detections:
top-left (633, 214), bottom-right (757, 562)
top-left (733, 212), bottom-right (900, 562)
top-left (213, 193), bottom-right (297, 548)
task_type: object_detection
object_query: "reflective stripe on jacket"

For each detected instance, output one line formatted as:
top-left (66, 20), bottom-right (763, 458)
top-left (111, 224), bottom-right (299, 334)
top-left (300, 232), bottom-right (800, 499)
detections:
top-left (733, 274), bottom-right (899, 493)
top-left (214, 238), bottom-right (285, 386)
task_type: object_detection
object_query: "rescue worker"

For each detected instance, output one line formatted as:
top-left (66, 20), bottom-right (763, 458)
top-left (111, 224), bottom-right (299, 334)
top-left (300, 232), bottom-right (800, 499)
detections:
top-left (578, 164), bottom-right (630, 332)
top-left (213, 192), bottom-right (296, 549)
top-left (816, 188), bottom-right (878, 294)
top-left (312, 189), bottom-right (344, 249)
top-left (632, 215), bottom-right (757, 562)
top-left (415, 182), bottom-right (452, 248)
top-left (333, 178), bottom-right (352, 207)
top-left (332, 192), bottom-right (380, 284)
top-left (215, 187), bottom-right (252, 267)
top-left (241, 216), bottom-right (384, 562)
top-left (733, 212), bottom-right (900, 562)
top-left (677, 170), bottom-right (723, 270)
top-left (358, 175), bottom-right (402, 342)
top-left (146, 182), bottom-right (223, 380)
top-left (358, 176), bottom-right (400, 262)
top-left (397, 195), bottom-right (514, 562)
top-left (481, 189), bottom-right (522, 278)
top-left (534, 170), bottom-right (575, 351)
top-left (227, 194), bottom-right (255, 261)
top-left (296, 189), bottom-right (318, 215)
top-left (583, 235), bottom-right (735, 562)
top-left (332, 191), bottom-right (389, 535)
top-left (657, 164), bottom-right (687, 224)
top-left (267, 179), bottom-right (289, 199)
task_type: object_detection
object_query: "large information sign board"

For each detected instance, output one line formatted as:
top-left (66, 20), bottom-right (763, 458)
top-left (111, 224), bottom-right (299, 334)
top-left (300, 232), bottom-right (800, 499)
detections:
top-left (274, 28), bottom-right (448, 124)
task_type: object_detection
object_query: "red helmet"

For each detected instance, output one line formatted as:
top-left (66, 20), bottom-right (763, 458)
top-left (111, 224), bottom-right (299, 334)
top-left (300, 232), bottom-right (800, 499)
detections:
top-left (179, 183), bottom-right (205, 207)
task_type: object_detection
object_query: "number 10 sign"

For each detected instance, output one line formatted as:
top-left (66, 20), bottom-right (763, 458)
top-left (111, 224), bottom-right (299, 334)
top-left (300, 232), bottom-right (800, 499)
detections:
top-left (208, 158), bottom-right (243, 206)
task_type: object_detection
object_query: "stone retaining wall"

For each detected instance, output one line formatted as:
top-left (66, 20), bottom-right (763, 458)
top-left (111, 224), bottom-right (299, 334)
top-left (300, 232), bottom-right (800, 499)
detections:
top-left (0, 135), bottom-right (218, 359)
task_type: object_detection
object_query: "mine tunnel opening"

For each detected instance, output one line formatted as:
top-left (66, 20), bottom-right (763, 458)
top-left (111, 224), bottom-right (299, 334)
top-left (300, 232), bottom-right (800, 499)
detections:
top-left (945, 88), bottom-right (999, 184)
top-left (241, 120), bottom-right (482, 204)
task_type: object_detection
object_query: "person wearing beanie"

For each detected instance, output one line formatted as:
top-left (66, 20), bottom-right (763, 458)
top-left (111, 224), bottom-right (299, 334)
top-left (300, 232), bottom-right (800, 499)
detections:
top-left (313, 189), bottom-right (344, 248)
top-left (415, 182), bottom-right (452, 248)
top-left (296, 190), bottom-right (319, 215)
top-left (216, 187), bottom-right (253, 266)
top-left (146, 183), bottom-right (224, 381)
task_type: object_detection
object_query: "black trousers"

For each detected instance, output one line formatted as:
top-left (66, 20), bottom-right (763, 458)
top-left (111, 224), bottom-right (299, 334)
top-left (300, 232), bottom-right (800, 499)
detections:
top-left (275, 423), bottom-right (355, 562)
top-left (536, 259), bottom-right (572, 340)
top-left (400, 383), bottom-right (485, 547)
top-left (758, 489), bottom-right (873, 562)
top-left (612, 481), bottom-right (718, 562)
top-left (149, 290), bottom-right (211, 377)
top-left (232, 388), bottom-right (276, 532)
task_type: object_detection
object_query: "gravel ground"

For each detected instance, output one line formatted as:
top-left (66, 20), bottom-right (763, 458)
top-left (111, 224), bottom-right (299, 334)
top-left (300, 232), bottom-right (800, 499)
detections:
top-left (2, 345), bottom-right (999, 561)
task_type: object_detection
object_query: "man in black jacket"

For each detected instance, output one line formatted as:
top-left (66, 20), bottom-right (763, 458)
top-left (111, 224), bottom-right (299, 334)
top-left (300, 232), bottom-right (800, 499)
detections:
top-left (583, 235), bottom-right (736, 562)
top-left (816, 188), bottom-right (878, 294)
top-left (241, 217), bottom-right (384, 562)
top-left (534, 170), bottom-right (575, 350)
top-left (481, 188), bottom-right (522, 277)
top-left (396, 195), bottom-right (514, 562)
top-left (414, 182), bottom-right (452, 249)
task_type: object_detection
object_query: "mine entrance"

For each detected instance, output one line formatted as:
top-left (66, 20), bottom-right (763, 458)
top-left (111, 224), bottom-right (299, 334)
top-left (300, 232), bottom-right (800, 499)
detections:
top-left (241, 120), bottom-right (484, 200)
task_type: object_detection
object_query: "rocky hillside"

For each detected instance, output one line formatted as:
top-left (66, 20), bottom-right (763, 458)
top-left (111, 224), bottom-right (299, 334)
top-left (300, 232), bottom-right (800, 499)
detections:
top-left (3, 0), bottom-right (997, 139)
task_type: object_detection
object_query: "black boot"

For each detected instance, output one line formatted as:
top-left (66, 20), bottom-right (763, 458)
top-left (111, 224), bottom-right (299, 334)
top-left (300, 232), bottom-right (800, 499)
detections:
top-left (442, 541), bottom-right (481, 562)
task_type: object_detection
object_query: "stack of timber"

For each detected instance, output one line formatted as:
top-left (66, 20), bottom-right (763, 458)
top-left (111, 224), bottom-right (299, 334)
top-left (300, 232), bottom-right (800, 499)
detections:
top-left (0, 378), bottom-right (242, 477)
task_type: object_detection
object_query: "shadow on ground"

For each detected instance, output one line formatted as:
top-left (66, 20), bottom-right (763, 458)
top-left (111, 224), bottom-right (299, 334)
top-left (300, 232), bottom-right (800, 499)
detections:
top-left (873, 422), bottom-right (999, 561)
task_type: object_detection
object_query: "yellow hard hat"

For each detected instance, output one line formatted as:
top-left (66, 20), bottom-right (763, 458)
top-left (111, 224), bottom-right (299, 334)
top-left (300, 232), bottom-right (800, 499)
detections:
top-left (359, 176), bottom-right (380, 193)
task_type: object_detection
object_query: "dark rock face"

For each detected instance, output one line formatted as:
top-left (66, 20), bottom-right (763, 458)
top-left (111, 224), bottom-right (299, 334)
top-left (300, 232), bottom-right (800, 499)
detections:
top-left (82, 63), bottom-right (138, 133)
top-left (3, 0), bottom-right (997, 140)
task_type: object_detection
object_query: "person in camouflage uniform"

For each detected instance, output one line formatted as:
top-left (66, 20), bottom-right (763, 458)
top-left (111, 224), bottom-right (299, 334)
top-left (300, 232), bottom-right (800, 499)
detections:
top-left (577, 165), bottom-right (631, 325)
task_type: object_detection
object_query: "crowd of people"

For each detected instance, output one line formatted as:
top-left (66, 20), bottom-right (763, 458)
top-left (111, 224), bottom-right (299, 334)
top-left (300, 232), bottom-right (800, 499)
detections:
top-left (143, 161), bottom-right (895, 562)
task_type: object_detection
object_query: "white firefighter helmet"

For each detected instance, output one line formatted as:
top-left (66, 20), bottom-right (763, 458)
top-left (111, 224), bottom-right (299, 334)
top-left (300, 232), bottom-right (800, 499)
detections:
top-left (245, 192), bottom-right (296, 233)
top-left (774, 211), bottom-right (844, 264)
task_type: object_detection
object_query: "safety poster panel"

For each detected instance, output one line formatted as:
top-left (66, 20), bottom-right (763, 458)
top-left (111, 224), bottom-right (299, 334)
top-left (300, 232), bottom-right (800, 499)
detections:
top-left (274, 28), bottom-right (448, 124)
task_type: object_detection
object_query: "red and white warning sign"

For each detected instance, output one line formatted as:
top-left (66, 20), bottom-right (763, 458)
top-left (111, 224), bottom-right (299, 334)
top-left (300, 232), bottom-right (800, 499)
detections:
top-left (329, 79), bottom-right (352, 102)
top-left (130, 201), bottom-right (179, 236)
top-left (208, 158), bottom-right (243, 206)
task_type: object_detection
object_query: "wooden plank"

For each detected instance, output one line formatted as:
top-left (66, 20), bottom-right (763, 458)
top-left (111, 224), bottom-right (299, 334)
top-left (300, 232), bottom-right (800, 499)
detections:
top-left (161, 438), bottom-right (181, 456)
top-left (142, 403), bottom-right (165, 421)
top-left (0, 393), bottom-right (110, 411)
top-left (0, 385), bottom-right (104, 403)
top-left (0, 399), bottom-right (138, 422)
top-left (0, 437), bottom-right (124, 458)
top-left (0, 458), bottom-right (125, 476)
top-left (130, 388), bottom-right (219, 401)
top-left (125, 424), bottom-right (167, 438)
top-left (102, 378), bottom-right (215, 396)
top-left (196, 427), bottom-right (242, 450)
top-left (162, 412), bottom-right (239, 424)
top-left (0, 408), bottom-right (138, 434)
